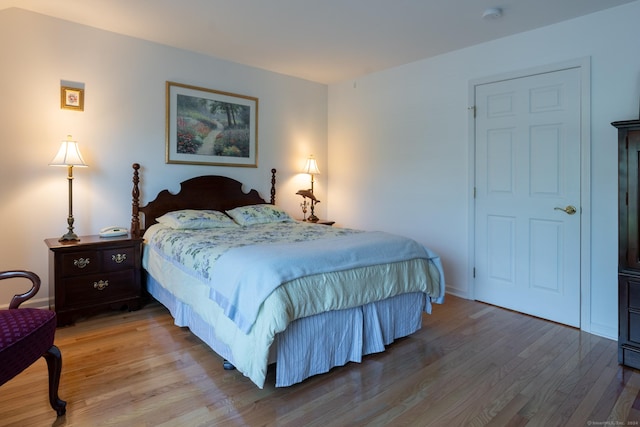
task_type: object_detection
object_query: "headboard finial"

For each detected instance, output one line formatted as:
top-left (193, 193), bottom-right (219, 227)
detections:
top-left (131, 163), bottom-right (141, 238)
top-left (270, 168), bottom-right (277, 205)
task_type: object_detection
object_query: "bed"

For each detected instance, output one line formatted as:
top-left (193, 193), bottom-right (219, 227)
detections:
top-left (130, 163), bottom-right (445, 388)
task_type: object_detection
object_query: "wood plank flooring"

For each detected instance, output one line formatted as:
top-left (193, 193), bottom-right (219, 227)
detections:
top-left (0, 295), bottom-right (638, 426)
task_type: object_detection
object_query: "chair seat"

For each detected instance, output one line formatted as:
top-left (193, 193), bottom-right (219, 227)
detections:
top-left (0, 308), bottom-right (56, 385)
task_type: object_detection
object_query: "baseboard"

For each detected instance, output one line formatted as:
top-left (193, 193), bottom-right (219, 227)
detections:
top-left (586, 322), bottom-right (616, 341)
top-left (444, 287), bottom-right (470, 300)
top-left (0, 296), bottom-right (50, 310)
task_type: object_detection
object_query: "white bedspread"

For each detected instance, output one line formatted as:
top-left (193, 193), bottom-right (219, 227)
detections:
top-left (210, 230), bottom-right (436, 333)
top-left (143, 221), bottom-right (444, 388)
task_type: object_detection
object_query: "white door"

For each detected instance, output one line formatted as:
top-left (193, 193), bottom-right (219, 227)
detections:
top-left (474, 67), bottom-right (582, 327)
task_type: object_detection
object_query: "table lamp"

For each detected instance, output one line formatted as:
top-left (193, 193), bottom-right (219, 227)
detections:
top-left (302, 155), bottom-right (320, 222)
top-left (49, 136), bottom-right (88, 241)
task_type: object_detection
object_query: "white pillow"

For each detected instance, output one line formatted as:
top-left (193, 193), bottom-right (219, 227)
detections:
top-left (225, 204), bottom-right (293, 226)
top-left (156, 209), bottom-right (238, 229)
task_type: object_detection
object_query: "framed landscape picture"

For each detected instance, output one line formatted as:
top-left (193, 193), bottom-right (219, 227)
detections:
top-left (166, 81), bottom-right (258, 167)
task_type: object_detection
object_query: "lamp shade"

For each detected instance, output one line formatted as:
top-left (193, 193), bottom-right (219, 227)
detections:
top-left (302, 156), bottom-right (320, 175)
top-left (49, 137), bottom-right (87, 167)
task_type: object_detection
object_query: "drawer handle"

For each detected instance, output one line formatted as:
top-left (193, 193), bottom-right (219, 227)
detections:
top-left (112, 253), bottom-right (127, 264)
top-left (93, 280), bottom-right (109, 291)
top-left (74, 258), bottom-right (90, 269)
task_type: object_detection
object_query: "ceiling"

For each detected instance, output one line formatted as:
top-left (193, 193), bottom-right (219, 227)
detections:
top-left (1, 0), bottom-right (636, 84)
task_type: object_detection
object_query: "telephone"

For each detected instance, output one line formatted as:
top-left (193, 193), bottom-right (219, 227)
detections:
top-left (99, 226), bottom-right (128, 238)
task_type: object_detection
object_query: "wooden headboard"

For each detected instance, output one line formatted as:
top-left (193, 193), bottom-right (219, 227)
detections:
top-left (130, 163), bottom-right (277, 238)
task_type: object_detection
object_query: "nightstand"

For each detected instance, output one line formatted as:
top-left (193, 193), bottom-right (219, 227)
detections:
top-left (45, 234), bottom-right (143, 326)
top-left (299, 219), bottom-right (335, 226)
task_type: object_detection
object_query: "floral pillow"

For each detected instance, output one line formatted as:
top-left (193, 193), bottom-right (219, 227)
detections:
top-left (156, 209), bottom-right (238, 229)
top-left (226, 204), bottom-right (293, 226)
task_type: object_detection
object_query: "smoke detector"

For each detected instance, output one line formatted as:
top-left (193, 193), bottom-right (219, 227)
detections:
top-left (482, 7), bottom-right (503, 19)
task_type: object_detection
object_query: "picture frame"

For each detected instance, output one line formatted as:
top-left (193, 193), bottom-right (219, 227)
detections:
top-left (166, 81), bottom-right (258, 167)
top-left (60, 86), bottom-right (84, 111)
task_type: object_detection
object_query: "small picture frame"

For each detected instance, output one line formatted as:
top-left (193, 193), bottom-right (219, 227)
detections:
top-left (61, 86), bottom-right (84, 111)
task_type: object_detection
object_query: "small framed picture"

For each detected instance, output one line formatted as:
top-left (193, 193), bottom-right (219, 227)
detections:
top-left (61, 86), bottom-right (84, 111)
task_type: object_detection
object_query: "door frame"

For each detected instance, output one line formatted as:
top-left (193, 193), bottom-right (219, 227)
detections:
top-left (467, 57), bottom-right (592, 331)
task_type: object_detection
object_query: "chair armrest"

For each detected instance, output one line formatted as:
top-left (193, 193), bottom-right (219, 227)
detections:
top-left (0, 270), bottom-right (41, 309)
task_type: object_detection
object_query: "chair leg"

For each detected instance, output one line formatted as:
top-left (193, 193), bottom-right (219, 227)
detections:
top-left (43, 345), bottom-right (66, 416)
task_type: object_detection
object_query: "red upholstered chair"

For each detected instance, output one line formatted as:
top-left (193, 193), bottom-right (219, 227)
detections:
top-left (0, 270), bottom-right (66, 416)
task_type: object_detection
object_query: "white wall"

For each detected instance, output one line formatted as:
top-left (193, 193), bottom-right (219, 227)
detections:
top-left (328, 1), bottom-right (640, 339)
top-left (0, 8), bottom-right (328, 307)
top-left (3, 4), bottom-right (637, 340)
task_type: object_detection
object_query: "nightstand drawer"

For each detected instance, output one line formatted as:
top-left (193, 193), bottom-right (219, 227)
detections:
top-left (60, 250), bottom-right (100, 276)
top-left (61, 269), bottom-right (139, 309)
top-left (102, 246), bottom-right (136, 270)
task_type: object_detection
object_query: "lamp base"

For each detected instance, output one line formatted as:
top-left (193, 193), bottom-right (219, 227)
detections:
top-left (60, 214), bottom-right (79, 242)
top-left (59, 232), bottom-right (80, 242)
top-left (308, 198), bottom-right (319, 222)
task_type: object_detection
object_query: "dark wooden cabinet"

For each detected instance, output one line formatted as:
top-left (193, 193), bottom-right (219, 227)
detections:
top-left (615, 119), bottom-right (640, 368)
top-left (45, 235), bottom-right (143, 326)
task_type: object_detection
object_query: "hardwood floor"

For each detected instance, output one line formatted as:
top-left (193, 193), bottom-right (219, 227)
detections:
top-left (0, 295), bottom-right (638, 426)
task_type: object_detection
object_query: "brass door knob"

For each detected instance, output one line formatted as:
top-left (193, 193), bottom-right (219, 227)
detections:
top-left (554, 205), bottom-right (577, 215)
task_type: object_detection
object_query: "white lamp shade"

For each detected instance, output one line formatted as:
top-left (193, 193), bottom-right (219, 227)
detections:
top-left (49, 139), bottom-right (88, 167)
top-left (302, 156), bottom-right (320, 175)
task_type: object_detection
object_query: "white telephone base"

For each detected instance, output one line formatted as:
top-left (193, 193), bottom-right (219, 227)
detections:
top-left (99, 226), bottom-right (128, 238)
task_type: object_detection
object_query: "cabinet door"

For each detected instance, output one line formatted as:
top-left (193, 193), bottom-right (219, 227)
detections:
top-left (620, 274), bottom-right (640, 368)
top-left (621, 129), bottom-right (640, 271)
top-left (620, 275), bottom-right (640, 346)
